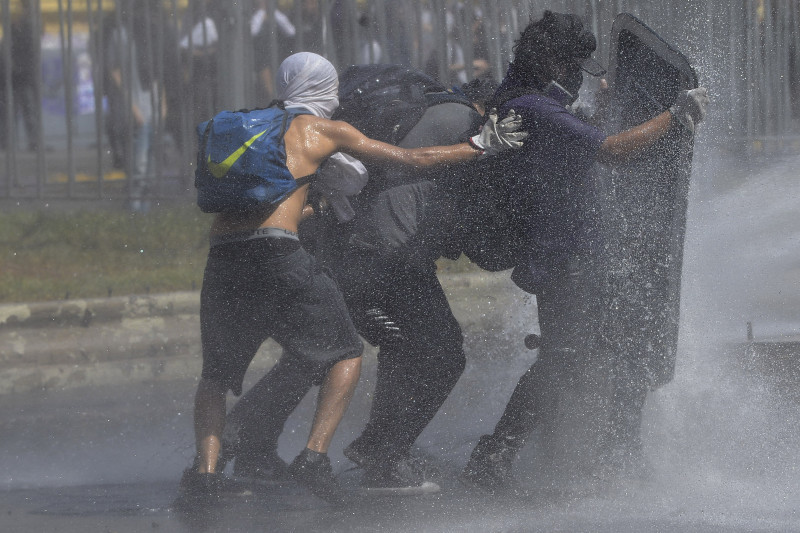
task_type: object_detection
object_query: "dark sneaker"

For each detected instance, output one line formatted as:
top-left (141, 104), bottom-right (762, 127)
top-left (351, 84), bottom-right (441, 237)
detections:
top-left (362, 454), bottom-right (440, 495)
top-left (233, 451), bottom-right (290, 482)
top-left (344, 438), bottom-right (442, 479)
top-left (343, 436), bottom-right (380, 468)
top-left (288, 448), bottom-right (347, 505)
top-left (179, 468), bottom-right (225, 497)
top-left (174, 467), bottom-right (225, 511)
top-left (460, 435), bottom-right (517, 493)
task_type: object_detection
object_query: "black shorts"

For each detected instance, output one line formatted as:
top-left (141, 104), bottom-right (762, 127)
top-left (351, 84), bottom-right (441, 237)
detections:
top-left (200, 236), bottom-right (363, 395)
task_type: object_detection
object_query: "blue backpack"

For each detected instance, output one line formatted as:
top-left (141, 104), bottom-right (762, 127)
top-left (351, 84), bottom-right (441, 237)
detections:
top-left (194, 102), bottom-right (313, 213)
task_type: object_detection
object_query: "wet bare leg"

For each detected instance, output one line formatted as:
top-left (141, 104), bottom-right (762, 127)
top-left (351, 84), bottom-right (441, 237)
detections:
top-left (305, 357), bottom-right (362, 453)
top-left (194, 378), bottom-right (227, 473)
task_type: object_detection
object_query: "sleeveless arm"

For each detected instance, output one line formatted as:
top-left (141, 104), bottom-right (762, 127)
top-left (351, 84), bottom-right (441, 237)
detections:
top-left (321, 119), bottom-right (483, 169)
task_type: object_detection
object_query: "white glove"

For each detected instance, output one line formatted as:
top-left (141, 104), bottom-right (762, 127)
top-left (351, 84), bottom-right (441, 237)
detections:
top-left (669, 87), bottom-right (710, 133)
top-left (470, 109), bottom-right (528, 158)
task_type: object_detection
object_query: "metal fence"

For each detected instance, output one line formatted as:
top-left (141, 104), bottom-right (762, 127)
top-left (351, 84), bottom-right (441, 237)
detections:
top-left (1, 0), bottom-right (798, 204)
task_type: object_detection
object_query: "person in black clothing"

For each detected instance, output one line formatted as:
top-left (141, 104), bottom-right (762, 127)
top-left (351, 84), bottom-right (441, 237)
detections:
top-left (96, 10), bottom-right (126, 168)
top-left (459, 11), bottom-right (709, 492)
top-left (3, 1), bottom-right (41, 152)
top-left (220, 77), bottom-right (498, 492)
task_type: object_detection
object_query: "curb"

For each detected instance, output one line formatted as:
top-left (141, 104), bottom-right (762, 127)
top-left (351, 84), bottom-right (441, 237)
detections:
top-left (0, 271), bottom-right (520, 395)
top-left (0, 291), bottom-right (201, 330)
top-left (0, 272), bottom-right (505, 330)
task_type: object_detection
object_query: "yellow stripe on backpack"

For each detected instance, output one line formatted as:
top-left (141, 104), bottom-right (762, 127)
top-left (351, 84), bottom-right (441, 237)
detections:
top-left (207, 129), bottom-right (269, 179)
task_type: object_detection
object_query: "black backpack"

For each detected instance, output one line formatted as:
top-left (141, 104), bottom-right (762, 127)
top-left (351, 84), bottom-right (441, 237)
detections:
top-left (330, 64), bottom-right (523, 270)
top-left (333, 64), bottom-right (471, 145)
top-left (326, 64), bottom-right (479, 259)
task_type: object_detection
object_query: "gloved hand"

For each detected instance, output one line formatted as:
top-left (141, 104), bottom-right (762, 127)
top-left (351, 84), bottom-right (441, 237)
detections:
top-left (306, 188), bottom-right (329, 218)
top-left (669, 87), bottom-right (710, 133)
top-left (470, 109), bottom-right (528, 157)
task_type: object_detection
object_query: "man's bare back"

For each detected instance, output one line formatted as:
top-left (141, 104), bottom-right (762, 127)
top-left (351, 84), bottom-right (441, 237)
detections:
top-left (210, 113), bottom-right (491, 237)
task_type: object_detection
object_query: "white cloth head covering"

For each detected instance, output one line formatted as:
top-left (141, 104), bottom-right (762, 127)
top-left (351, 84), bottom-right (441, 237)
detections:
top-left (276, 52), bottom-right (339, 118)
top-left (276, 52), bottom-right (367, 222)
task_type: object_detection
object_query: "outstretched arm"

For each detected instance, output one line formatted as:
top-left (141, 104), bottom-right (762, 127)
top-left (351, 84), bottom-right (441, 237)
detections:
top-left (317, 110), bottom-right (526, 168)
top-left (596, 87), bottom-right (709, 165)
top-left (324, 119), bottom-right (484, 168)
top-left (596, 110), bottom-right (673, 165)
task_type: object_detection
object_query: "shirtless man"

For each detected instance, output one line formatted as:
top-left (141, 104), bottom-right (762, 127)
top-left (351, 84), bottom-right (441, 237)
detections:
top-left (178, 52), bottom-right (525, 506)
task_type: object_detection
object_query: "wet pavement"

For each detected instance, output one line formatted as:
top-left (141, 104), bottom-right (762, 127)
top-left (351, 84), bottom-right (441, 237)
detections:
top-left (2, 345), bottom-right (797, 533)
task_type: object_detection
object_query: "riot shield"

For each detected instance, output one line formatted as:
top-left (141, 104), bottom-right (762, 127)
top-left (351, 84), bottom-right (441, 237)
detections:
top-left (529, 14), bottom-right (698, 485)
top-left (600, 13), bottom-right (698, 390)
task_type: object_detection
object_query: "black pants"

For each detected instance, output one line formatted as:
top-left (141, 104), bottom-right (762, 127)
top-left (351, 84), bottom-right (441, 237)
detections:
top-left (227, 251), bottom-right (466, 459)
top-left (491, 259), bottom-right (648, 458)
top-left (339, 253), bottom-right (466, 456)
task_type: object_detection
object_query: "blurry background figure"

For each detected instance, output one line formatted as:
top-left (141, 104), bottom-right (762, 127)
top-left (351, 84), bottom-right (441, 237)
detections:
top-left (0, 0), bottom-right (42, 152)
top-left (158, 8), bottom-right (184, 157)
top-left (328, 0), bottom-right (351, 66)
top-left (357, 10), bottom-right (383, 65)
top-left (179, 0), bottom-right (218, 128)
top-left (292, 0), bottom-right (325, 56)
top-left (106, 0), bottom-right (167, 212)
top-left (97, 9), bottom-right (126, 168)
top-left (469, 8), bottom-right (491, 79)
top-left (424, 11), bottom-right (468, 87)
top-left (251, 0), bottom-right (296, 104)
top-left (382, 1), bottom-right (413, 67)
top-left (329, 0), bottom-right (412, 69)
top-left (0, 26), bottom-right (7, 151)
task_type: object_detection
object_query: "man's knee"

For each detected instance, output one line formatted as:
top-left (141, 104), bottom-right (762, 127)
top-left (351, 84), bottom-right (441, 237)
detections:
top-left (197, 377), bottom-right (227, 398)
top-left (323, 354), bottom-right (363, 382)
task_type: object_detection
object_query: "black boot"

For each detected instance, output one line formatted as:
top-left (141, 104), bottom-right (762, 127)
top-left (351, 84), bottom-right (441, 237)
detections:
top-left (461, 435), bottom-right (519, 492)
top-left (178, 468), bottom-right (225, 498)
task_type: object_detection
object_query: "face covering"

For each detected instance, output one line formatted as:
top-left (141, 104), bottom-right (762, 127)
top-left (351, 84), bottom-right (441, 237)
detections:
top-left (276, 52), bottom-right (339, 118)
top-left (556, 64), bottom-right (583, 105)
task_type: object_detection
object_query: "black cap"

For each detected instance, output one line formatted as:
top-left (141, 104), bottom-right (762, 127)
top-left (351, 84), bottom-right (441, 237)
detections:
top-left (540, 11), bottom-right (606, 76)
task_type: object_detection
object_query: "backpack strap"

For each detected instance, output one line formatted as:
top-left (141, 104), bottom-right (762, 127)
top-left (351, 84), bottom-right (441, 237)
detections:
top-left (295, 174), bottom-right (314, 187)
top-left (197, 120), bottom-right (213, 173)
top-left (268, 100), bottom-right (315, 187)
